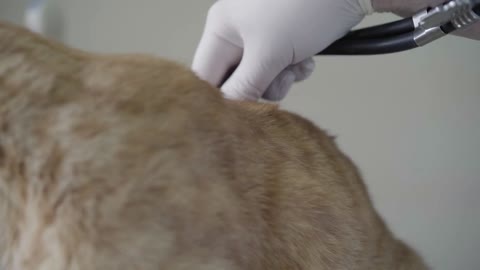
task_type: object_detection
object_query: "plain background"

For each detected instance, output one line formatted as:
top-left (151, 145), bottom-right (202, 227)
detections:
top-left (1, 0), bottom-right (480, 269)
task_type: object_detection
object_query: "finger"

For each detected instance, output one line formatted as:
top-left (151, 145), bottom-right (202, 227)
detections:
top-left (192, 32), bottom-right (243, 87)
top-left (291, 58), bottom-right (316, 82)
top-left (191, 2), bottom-right (242, 87)
top-left (262, 70), bottom-right (296, 101)
top-left (221, 47), bottom-right (289, 101)
top-left (261, 57), bottom-right (315, 101)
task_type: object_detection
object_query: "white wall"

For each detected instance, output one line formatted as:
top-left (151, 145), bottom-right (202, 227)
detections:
top-left (2, 1), bottom-right (480, 269)
top-left (0, 0), bottom-right (28, 24)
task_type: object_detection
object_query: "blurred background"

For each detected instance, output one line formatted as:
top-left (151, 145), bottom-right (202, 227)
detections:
top-left (1, 0), bottom-right (479, 269)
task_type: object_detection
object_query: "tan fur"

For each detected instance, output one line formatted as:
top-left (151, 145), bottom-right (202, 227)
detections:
top-left (0, 21), bottom-right (428, 270)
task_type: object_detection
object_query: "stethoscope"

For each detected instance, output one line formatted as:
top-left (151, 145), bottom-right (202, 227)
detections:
top-left (317, 0), bottom-right (480, 55)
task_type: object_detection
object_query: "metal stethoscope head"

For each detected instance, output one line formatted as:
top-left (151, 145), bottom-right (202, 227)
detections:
top-left (317, 0), bottom-right (480, 55)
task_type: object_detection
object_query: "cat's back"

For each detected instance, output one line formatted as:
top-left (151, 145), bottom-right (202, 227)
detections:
top-left (0, 20), bottom-right (247, 270)
top-left (0, 21), bottom-right (428, 270)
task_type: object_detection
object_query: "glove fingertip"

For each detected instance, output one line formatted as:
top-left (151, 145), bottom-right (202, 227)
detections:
top-left (262, 71), bottom-right (296, 101)
top-left (293, 58), bottom-right (316, 82)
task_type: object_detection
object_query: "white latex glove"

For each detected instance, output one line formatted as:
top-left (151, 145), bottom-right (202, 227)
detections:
top-left (192, 0), bottom-right (373, 101)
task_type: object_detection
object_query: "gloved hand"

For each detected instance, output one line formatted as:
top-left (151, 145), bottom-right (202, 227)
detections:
top-left (192, 0), bottom-right (373, 101)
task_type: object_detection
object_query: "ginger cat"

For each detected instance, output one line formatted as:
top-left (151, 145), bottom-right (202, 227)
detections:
top-left (0, 21), bottom-right (428, 270)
